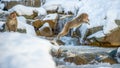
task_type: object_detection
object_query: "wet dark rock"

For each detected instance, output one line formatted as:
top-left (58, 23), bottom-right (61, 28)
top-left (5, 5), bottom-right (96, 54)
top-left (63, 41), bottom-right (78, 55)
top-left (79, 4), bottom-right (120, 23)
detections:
top-left (56, 40), bottom-right (65, 45)
top-left (17, 29), bottom-right (26, 33)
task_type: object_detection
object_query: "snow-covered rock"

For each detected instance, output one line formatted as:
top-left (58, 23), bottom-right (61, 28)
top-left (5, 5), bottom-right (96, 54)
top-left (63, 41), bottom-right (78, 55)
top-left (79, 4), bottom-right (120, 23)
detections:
top-left (43, 13), bottom-right (58, 32)
top-left (43, 0), bottom-right (80, 15)
top-left (9, 5), bottom-right (47, 16)
top-left (17, 16), bottom-right (36, 36)
top-left (0, 32), bottom-right (56, 68)
top-left (36, 22), bottom-right (53, 37)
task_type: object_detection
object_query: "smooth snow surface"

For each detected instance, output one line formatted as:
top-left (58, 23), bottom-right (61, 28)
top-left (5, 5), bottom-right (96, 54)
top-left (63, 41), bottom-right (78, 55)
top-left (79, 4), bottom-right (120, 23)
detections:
top-left (0, 32), bottom-right (56, 68)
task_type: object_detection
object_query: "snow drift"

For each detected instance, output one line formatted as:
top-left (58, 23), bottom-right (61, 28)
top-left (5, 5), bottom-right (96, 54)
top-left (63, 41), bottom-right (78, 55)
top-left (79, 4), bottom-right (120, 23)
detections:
top-left (0, 32), bottom-right (56, 68)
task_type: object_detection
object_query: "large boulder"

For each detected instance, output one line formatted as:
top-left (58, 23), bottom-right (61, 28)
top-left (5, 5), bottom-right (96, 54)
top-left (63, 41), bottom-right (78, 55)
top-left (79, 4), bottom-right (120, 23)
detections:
top-left (36, 23), bottom-right (53, 37)
top-left (87, 25), bottom-right (120, 47)
top-left (32, 19), bottom-right (44, 31)
top-left (22, 10), bottom-right (38, 19)
top-left (104, 28), bottom-right (120, 46)
top-left (43, 13), bottom-right (58, 33)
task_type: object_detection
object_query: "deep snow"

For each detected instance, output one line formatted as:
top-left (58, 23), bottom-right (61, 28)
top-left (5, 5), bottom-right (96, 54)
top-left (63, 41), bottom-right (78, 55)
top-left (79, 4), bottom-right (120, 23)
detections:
top-left (0, 32), bottom-right (56, 68)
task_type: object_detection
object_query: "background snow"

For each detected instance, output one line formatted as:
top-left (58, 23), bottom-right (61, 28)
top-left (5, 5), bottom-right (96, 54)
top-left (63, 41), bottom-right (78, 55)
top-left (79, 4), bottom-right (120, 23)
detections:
top-left (9, 5), bottom-right (47, 16)
top-left (43, 0), bottom-right (81, 15)
top-left (0, 32), bottom-right (56, 68)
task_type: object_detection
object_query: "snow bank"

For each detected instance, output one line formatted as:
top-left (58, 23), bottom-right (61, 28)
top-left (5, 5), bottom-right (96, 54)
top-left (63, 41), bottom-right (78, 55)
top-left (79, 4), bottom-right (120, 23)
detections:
top-left (0, 32), bottom-right (56, 68)
top-left (9, 5), bottom-right (47, 16)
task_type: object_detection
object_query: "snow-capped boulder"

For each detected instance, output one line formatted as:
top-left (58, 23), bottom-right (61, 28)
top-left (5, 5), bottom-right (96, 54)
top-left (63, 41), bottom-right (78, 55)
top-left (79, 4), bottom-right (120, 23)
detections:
top-left (43, 0), bottom-right (80, 15)
top-left (87, 28), bottom-right (120, 47)
top-left (43, 13), bottom-right (58, 32)
top-left (36, 23), bottom-right (53, 37)
top-left (9, 5), bottom-right (47, 16)
top-left (22, 10), bottom-right (38, 19)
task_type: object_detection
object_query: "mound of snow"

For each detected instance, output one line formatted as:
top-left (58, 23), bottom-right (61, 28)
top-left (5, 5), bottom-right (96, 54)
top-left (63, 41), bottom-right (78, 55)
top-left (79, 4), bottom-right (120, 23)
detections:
top-left (17, 16), bottom-right (36, 36)
top-left (9, 5), bottom-right (47, 16)
top-left (0, 32), bottom-right (56, 68)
